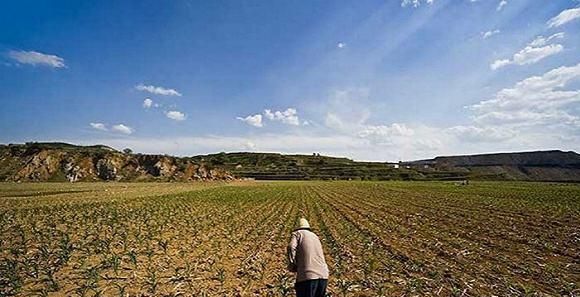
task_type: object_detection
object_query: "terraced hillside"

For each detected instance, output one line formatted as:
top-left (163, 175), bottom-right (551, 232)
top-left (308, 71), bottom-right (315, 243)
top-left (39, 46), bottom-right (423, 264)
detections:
top-left (192, 151), bottom-right (580, 181)
top-left (1, 181), bottom-right (578, 296)
top-left (191, 152), bottom-right (420, 180)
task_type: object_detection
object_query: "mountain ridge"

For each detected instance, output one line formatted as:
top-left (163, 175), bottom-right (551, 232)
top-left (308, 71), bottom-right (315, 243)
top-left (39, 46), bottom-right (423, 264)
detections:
top-left (409, 150), bottom-right (580, 167)
top-left (1, 142), bottom-right (579, 182)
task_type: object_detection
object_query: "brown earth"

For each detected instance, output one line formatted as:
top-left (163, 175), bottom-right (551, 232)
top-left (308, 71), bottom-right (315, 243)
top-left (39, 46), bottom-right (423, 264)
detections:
top-left (1, 181), bottom-right (578, 296)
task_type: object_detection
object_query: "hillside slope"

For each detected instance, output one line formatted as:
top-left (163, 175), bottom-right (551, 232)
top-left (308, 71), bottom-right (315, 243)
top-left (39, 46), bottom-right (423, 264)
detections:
top-left (1, 143), bottom-right (579, 182)
top-left (191, 152), bottom-right (421, 180)
top-left (0, 143), bottom-right (233, 182)
top-left (194, 150), bottom-right (580, 182)
top-left (409, 150), bottom-right (580, 181)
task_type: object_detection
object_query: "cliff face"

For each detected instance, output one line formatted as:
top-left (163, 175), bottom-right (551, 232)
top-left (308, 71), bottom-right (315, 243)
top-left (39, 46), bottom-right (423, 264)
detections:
top-left (0, 143), bottom-right (234, 182)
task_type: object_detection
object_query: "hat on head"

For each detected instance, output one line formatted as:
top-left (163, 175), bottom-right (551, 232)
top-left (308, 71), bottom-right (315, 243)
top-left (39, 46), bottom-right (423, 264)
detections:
top-left (297, 217), bottom-right (310, 229)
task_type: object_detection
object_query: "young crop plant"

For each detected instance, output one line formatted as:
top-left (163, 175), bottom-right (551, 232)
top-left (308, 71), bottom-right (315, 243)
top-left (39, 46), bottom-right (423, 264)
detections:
top-left (1, 181), bottom-right (578, 296)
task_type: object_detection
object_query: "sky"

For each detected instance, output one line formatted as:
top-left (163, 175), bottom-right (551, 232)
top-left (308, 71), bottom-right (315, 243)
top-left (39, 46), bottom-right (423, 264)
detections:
top-left (1, 0), bottom-right (579, 161)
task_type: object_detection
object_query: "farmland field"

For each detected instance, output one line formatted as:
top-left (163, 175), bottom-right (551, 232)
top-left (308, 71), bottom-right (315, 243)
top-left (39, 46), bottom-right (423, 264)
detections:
top-left (1, 181), bottom-right (579, 297)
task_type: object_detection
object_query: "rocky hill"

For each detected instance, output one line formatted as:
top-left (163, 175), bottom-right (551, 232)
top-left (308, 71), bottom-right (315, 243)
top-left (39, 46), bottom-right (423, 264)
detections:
top-left (419, 150), bottom-right (580, 167)
top-left (1, 143), bottom-right (579, 182)
top-left (407, 150), bottom-right (580, 182)
top-left (0, 142), bottom-right (234, 182)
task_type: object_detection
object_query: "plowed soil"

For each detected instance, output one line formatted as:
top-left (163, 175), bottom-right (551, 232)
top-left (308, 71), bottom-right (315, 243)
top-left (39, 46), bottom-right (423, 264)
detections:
top-left (1, 181), bottom-right (578, 296)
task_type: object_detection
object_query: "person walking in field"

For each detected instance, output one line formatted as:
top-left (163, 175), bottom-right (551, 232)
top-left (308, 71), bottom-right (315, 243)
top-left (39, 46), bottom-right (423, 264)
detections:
top-left (287, 218), bottom-right (329, 297)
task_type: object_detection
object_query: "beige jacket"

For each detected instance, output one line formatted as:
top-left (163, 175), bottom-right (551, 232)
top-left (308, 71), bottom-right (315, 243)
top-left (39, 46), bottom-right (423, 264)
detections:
top-left (287, 229), bottom-right (329, 283)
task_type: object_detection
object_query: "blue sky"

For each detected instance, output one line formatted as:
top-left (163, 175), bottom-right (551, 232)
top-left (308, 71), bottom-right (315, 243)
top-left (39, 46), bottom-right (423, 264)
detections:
top-left (1, 0), bottom-right (579, 161)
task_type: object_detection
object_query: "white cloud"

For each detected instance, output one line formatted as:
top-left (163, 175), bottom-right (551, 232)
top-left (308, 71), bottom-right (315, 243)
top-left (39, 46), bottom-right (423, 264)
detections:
top-left (511, 44), bottom-right (563, 65)
top-left (471, 63), bottom-right (580, 128)
top-left (324, 112), bottom-right (346, 131)
top-left (490, 59), bottom-right (511, 70)
top-left (59, 123), bottom-right (580, 162)
top-left (316, 87), bottom-right (565, 153)
top-left (135, 84), bottom-right (182, 96)
top-left (143, 98), bottom-right (153, 109)
top-left (69, 72), bottom-right (580, 162)
top-left (74, 131), bottom-right (443, 161)
top-left (357, 123), bottom-right (417, 147)
top-left (319, 90), bottom-right (440, 150)
top-left (357, 123), bottom-right (445, 153)
top-left (76, 134), bottom-right (368, 158)
top-left (72, 70), bottom-right (580, 162)
top-left (322, 88), bottom-right (371, 133)
top-left (111, 124), bottom-right (134, 135)
top-left (447, 125), bottom-right (515, 142)
top-left (91, 122), bottom-right (135, 134)
top-left (547, 7), bottom-right (580, 28)
top-left (264, 108), bottom-right (301, 125)
top-left (358, 123), bottom-right (414, 139)
top-left (482, 29), bottom-right (500, 39)
top-left (90, 123), bottom-right (107, 131)
top-left (490, 33), bottom-right (564, 70)
top-left (166, 110), bottom-right (186, 121)
top-left (401, 0), bottom-right (434, 8)
top-left (243, 141), bottom-right (257, 150)
top-left (69, 68), bottom-right (580, 162)
top-left (337, 42), bottom-right (346, 49)
top-left (263, 110), bottom-right (274, 120)
top-left (237, 114), bottom-right (263, 127)
top-left (496, 0), bottom-right (507, 11)
top-left (528, 32), bottom-right (565, 47)
top-left (8, 50), bottom-right (65, 68)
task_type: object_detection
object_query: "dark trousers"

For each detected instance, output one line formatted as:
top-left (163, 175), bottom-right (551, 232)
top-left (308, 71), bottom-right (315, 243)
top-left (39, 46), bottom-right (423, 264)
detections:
top-left (295, 279), bottom-right (328, 297)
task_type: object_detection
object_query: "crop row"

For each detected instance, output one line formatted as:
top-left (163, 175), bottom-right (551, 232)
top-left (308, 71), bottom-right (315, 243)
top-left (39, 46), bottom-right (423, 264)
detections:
top-left (1, 181), bottom-right (578, 296)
